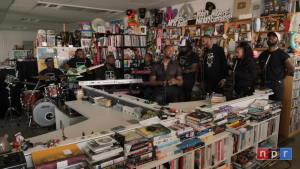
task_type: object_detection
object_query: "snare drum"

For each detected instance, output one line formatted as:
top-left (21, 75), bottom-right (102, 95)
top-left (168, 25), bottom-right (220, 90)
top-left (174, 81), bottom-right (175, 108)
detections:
top-left (44, 84), bottom-right (63, 98)
top-left (22, 90), bottom-right (40, 109)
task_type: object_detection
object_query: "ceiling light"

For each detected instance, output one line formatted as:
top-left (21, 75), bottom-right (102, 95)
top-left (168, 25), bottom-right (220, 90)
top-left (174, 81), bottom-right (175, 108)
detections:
top-left (21, 18), bottom-right (39, 22)
top-left (37, 1), bottom-right (124, 13)
top-left (12, 27), bottom-right (26, 29)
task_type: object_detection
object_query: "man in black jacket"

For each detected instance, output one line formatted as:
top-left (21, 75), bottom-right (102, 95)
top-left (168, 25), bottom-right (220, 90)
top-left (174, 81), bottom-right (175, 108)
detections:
top-left (201, 35), bottom-right (227, 94)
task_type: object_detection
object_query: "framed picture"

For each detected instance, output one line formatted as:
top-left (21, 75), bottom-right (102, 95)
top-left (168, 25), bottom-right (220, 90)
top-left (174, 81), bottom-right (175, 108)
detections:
top-left (126, 26), bottom-right (134, 35)
top-left (139, 26), bottom-right (147, 35)
top-left (97, 26), bottom-right (106, 33)
top-left (81, 38), bottom-right (92, 47)
top-left (228, 26), bottom-right (237, 33)
top-left (233, 0), bottom-right (251, 18)
top-left (135, 26), bottom-right (139, 35)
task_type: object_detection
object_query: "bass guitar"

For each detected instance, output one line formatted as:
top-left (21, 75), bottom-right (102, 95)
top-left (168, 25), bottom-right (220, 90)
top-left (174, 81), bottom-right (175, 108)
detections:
top-left (67, 64), bottom-right (104, 81)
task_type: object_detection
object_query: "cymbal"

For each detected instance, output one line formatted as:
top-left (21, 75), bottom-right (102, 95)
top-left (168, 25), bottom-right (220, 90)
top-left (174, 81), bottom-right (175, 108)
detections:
top-left (16, 81), bottom-right (36, 85)
top-left (32, 76), bottom-right (50, 80)
top-left (59, 74), bottom-right (80, 78)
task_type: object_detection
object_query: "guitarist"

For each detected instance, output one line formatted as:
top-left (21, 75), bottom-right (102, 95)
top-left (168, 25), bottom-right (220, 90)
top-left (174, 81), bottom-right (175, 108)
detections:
top-left (64, 49), bottom-right (94, 81)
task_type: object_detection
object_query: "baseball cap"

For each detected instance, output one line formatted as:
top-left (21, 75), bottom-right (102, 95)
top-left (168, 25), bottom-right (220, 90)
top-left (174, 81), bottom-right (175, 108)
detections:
top-left (267, 32), bottom-right (281, 42)
top-left (45, 57), bottom-right (54, 63)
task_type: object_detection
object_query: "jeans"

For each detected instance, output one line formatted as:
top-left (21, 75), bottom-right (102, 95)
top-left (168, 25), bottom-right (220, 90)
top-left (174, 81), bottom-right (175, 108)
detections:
top-left (178, 79), bottom-right (195, 101)
top-left (151, 86), bottom-right (178, 103)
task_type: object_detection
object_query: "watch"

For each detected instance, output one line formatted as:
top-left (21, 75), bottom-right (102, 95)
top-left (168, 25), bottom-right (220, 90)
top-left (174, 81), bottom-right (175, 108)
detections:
top-left (222, 79), bottom-right (226, 82)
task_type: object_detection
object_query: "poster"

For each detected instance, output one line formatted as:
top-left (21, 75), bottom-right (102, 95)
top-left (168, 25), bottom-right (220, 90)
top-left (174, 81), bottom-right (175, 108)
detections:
top-left (37, 48), bottom-right (58, 73)
top-left (69, 48), bottom-right (77, 59)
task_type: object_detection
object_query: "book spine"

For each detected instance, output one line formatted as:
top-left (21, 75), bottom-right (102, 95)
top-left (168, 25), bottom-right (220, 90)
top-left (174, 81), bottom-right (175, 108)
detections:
top-left (153, 132), bottom-right (177, 142)
top-left (92, 147), bottom-right (123, 160)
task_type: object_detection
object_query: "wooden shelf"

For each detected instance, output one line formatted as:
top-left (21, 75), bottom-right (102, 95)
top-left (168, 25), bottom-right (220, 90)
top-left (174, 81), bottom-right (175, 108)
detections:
top-left (230, 18), bottom-right (253, 22)
top-left (294, 87), bottom-right (300, 90)
top-left (295, 67), bottom-right (300, 70)
top-left (294, 79), bottom-right (300, 81)
top-left (289, 128), bottom-right (300, 137)
top-left (253, 47), bottom-right (285, 51)
top-left (168, 39), bottom-right (180, 40)
top-left (236, 40), bottom-right (251, 42)
top-left (293, 96), bottom-right (300, 99)
top-left (253, 30), bottom-right (285, 33)
top-left (254, 14), bottom-right (286, 19)
top-left (292, 104), bottom-right (300, 108)
top-left (201, 21), bottom-right (226, 25)
top-left (290, 112), bottom-right (300, 117)
top-left (227, 32), bottom-right (251, 35)
top-left (211, 35), bottom-right (223, 37)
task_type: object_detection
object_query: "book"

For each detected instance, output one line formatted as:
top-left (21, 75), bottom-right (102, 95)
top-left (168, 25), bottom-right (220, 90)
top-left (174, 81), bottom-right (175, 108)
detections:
top-left (255, 88), bottom-right (273, 94)
top-left (95, 136), bottom-right (117, 145)
top-left (87, 139), bottom-right (113, 153)
top-left (31, 144), bottom-right (85, 169)
top-left (186, 111), bottom-right (213, 122)
top-left (248, 107), bottom-right (271, 116)
top-left (120, 131), bottom-right (141, 141)
top-left (136, 124), bottom-right (171, 139)
top-left (84, 145), bottom-right (123, 161)
top-left (250, 99), bottom-right (270, 110)
top-left (232, 107), bottom-right (248, 115)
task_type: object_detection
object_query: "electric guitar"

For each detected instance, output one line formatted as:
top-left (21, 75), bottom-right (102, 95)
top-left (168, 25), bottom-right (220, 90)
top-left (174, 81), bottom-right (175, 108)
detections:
top-left (67, 64), bottom-right (104, 81)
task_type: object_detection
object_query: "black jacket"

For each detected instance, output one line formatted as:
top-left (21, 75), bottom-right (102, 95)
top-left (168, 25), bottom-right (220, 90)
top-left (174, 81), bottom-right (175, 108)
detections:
top-left (232, 58), bottom-right (257, 87)
top-left (203, 44), bottom-right (228, 84)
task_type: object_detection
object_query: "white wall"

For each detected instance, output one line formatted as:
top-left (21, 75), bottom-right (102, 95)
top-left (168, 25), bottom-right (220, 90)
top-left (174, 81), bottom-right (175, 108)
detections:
top-left (121, 0), bottom-right (263, 26)
top-left (0, 30), bottom-right (36, 62)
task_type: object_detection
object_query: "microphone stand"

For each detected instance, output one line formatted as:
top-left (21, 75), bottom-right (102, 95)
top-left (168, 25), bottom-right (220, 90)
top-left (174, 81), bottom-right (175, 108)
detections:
top-left (136, 86), bottom-right (153, 104)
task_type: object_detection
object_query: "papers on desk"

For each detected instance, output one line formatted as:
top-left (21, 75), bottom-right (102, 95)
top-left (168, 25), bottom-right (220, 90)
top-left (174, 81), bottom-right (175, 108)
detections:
top-left (139, 116), bottom-right (178, 127)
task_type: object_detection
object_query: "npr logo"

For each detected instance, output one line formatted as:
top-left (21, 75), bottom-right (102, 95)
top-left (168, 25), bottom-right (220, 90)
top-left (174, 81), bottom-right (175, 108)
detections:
top-left (257, 148), bottom-right (292, 160)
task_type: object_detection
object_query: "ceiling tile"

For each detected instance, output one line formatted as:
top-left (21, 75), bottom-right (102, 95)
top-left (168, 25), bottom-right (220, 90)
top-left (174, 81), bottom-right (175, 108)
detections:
top-left (12, 0), bottom-right (37, 7)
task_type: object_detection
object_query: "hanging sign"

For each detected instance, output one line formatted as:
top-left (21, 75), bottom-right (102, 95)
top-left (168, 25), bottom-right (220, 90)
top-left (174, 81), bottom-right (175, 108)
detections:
top-left (196, 8), bottom-right (232, 24)
top-left (168, 17), bottom-right (187, 27)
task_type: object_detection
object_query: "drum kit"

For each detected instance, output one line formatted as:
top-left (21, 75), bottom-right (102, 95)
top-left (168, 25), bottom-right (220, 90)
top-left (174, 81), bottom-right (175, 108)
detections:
top-left (2, 74), bottom-right (80, 128)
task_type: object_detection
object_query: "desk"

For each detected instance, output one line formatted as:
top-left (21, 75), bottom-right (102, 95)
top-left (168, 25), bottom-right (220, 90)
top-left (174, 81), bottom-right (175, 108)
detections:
top-left (65, 100), bottom-right (122, 119)
top-left (55, 106), bottom-right (87, 130)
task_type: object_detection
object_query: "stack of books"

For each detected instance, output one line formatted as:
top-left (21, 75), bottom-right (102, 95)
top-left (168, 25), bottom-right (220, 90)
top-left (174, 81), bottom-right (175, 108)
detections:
top-left (119, 130), bottom-right (154, 166)
top-left (254, 88), bottom-right (273, 94)
top-left (211, 93), bottom-right (226, 105)
top-left (84, 136), bottom-right (126, 169)
top-left (231, 149), bottom-right (258, 169)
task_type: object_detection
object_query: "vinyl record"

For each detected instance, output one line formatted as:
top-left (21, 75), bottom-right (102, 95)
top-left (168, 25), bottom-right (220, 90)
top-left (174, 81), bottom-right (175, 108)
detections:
top-left (98, 137), bottom-right (113, 144)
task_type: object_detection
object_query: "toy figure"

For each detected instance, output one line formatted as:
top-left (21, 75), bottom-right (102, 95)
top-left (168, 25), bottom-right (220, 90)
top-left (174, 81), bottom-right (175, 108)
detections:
top-left (126, 10), bottom-right (139, 27)
top-left (184, 28), bottom-right (190, 36)
top-left (13, 142), bottom-right (19, 151)
top-left (44, 139), bottom-right (60, 148)
top-left (15, 132), bottom-right (24, 142)
top-left (256, 34), bottom-right (263, 48)
top-left (119, 24), bottom-right (124, 34)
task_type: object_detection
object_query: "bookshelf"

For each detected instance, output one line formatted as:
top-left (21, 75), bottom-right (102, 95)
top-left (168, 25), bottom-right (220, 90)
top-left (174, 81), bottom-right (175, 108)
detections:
top-left (94, 33), bottom-right (147, 77)
top-left (280, 69), bottom-right (300, 138)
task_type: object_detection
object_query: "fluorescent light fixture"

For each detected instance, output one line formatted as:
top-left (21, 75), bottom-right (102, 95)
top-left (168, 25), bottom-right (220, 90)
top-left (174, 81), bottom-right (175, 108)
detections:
top-left (37, 1), bottom-right (124, 13)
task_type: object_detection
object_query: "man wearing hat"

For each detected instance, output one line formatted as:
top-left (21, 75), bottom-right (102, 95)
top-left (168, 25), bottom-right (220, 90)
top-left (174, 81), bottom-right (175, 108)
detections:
top-left (258, 32), bottom-right (295, 101)
top-left (177, 39), bottom-right (199, 101)
top-left (39, 57), bottom-right (63, 86)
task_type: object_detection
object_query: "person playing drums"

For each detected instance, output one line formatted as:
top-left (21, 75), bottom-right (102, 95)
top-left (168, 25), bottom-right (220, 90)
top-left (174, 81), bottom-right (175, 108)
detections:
top-left (38, 57), bottom-right (63, 86)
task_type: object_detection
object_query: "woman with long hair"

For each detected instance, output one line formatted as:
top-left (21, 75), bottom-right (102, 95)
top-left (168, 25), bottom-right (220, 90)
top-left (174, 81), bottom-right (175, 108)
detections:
top-left (229, 42), bottom-right (257, 97)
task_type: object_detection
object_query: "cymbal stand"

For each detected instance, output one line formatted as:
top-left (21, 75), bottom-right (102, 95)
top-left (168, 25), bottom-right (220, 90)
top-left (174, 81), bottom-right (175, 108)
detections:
top-left (1, 83), bottom-right (22, 128)
top-left (20, 79), bottom-right (41, 128)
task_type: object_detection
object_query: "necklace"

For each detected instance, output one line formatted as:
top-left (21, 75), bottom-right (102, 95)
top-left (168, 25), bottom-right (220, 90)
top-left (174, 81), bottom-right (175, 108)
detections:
top-left (107, 65), bottom-right (113, 71)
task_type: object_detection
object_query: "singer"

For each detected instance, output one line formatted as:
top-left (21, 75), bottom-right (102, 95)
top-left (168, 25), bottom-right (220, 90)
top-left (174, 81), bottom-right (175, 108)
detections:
top-left (258, 32), bottom-right (294, 101)
top-left (229, 42), bottom-right (256, 97)
top-left (150, 46), bottom-right (183, 103)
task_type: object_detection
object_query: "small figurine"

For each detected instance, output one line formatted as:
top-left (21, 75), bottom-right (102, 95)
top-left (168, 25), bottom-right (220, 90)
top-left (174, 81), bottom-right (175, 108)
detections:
top-left (13, 142), bottom-right (19, 151)
top-left (119, 24), bottom-right (124, 34)
top-left (256, 34), bottom-right (263, 48)
top-left (44, 139), bottom-right (60, 148)
top-left (184, 29), bottom-right (190, 36)
top-left (15, 132), bottom-right (24, 142)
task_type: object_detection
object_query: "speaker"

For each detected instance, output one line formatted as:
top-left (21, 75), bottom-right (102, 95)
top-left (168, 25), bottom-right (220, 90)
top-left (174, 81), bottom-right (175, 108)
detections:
top-left (139, 8), bottom-right (146, 19)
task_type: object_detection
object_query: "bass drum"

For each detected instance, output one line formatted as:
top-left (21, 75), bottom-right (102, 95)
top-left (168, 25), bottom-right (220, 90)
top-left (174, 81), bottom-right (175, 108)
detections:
top-left (32, 98), bottom-right (57, 127)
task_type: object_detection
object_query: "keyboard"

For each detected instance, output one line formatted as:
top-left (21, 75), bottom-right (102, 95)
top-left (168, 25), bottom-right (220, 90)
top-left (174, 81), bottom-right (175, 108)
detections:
top-left (131, 70), bottom-right (151, 74)
top-left (105, 89), bottom-right (140, 95)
